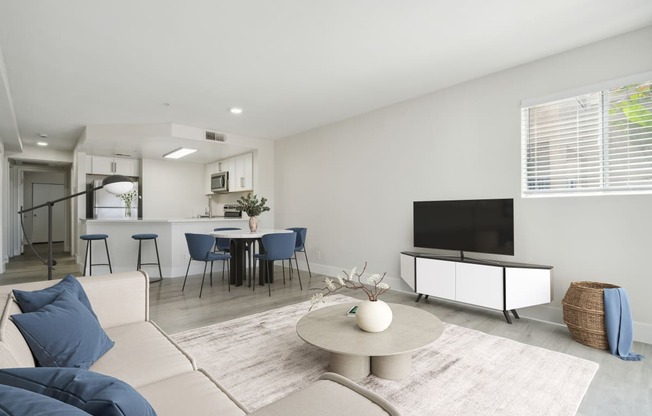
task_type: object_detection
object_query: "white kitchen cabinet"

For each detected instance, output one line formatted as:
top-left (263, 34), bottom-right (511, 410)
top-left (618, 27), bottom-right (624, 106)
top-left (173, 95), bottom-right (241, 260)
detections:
top-left (400, 252), bottom-right (553, 323)
top-left (87, 155), bottom-right (140, 176)
top-left (210, 152), bottom-right (253, 193)
top-left (203, 162), bottom-right (220, 194)
top-left (231, 153), bottom-right (253, 192)
top-left (216, 160), bottom-right (229, 173)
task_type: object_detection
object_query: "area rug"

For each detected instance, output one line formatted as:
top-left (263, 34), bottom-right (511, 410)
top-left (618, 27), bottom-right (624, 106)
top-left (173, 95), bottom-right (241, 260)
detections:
top-left (170, 295), bottom-right (599, 416)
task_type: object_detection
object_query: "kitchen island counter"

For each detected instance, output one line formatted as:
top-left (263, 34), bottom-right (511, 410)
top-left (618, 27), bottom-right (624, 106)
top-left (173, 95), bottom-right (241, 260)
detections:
top-left (83, 217), bottom-right (247, 223)
top-left (80, 218), bottom-right (250, 277)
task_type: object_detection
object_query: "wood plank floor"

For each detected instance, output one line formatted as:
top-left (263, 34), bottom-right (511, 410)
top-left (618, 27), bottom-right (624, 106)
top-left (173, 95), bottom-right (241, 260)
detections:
top-left (2, 244), bottom-right (650, 415)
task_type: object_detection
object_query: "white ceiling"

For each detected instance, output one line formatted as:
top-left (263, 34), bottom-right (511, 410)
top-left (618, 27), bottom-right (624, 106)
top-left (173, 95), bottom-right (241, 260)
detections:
top-left (1, 0), bottom-right (651, 160)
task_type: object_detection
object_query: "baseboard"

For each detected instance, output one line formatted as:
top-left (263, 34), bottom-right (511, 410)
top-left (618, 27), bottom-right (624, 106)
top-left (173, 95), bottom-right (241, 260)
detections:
top-left (633, 322), bottom-right (652, 345)
top-left (520, 304), bottom-right (652, 345)
top-left (291, 261), bottom-right (406, 292)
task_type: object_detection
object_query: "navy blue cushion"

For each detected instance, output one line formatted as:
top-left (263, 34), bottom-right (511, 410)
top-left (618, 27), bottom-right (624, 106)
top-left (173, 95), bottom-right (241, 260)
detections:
top-left (80, 234), bottom-right (109, 240)
top-left (13, 274), bottom-right (98, 320)
top-left (11, 291), bottom-right (114, 369)
top-left (131, 234), bottom-right (158, 240)
top-left (0, 384), bottom-right (91, 415)
top-left (0, 368), bottom-right (156, 416)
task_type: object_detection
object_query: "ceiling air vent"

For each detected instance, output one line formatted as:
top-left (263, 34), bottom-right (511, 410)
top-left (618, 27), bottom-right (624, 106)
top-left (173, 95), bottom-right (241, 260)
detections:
top-left (205, 131), bottom-right (226, 142)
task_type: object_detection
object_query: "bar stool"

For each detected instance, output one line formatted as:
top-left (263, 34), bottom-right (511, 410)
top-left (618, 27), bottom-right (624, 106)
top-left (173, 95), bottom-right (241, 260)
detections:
top-left (131, 233), bottom-right (163, 283)
top-left (80, 234), bottom-right (112, 276)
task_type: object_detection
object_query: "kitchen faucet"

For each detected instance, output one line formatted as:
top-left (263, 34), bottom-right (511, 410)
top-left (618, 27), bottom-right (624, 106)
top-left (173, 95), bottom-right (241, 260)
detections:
top-left (207, 195), bottom-right (213, 218)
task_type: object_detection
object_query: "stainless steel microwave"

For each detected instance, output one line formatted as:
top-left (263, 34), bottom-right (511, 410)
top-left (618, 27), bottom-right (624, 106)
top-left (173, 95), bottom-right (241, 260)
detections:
top-left (211, 171), bottom-right (229, 192)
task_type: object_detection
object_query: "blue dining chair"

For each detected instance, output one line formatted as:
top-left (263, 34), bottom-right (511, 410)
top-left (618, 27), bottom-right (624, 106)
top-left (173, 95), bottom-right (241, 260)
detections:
top-left (213, 227), bottom-right (241, 253)
top-left (182, 233), bottom-right (231, 298)
top-left (286, 227), bottom-right (312, 284)
top-left (253, 232), bottom-right (298, 296)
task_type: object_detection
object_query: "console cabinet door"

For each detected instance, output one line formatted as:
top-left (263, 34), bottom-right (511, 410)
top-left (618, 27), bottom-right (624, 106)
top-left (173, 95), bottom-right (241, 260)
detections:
top-left (455, 262), bottom-right (503, 309)
top-left (399, 254), bottom-right (416, 291)
top-left (416, 258), bottom-right (455, 300)
top-left (505, 268), bottom-right (552, 310)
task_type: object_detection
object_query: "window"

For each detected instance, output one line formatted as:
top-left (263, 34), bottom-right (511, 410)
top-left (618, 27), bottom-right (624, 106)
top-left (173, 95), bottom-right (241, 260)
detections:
top-left (521, 79), bottom-right (652, 196)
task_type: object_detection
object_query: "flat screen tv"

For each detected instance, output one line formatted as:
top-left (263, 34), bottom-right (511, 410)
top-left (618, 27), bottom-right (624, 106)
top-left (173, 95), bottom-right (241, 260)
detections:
top-left (413, 199), bottom-right (514, 256)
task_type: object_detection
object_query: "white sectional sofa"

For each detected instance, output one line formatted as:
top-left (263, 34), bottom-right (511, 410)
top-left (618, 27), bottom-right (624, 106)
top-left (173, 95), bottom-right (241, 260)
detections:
top-left (0, 271), bottom-right (400, 416)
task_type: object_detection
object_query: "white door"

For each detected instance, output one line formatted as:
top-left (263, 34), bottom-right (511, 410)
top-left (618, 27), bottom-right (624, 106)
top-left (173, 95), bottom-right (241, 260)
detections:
top-left (32, 184), bottom-right (65, 243)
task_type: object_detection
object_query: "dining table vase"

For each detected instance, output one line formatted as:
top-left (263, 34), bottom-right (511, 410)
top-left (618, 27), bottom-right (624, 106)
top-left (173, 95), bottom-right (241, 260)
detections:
top-left (249, 216), bottom-right (258, 232)
top-left (355, 299), bottom-right (393, 332)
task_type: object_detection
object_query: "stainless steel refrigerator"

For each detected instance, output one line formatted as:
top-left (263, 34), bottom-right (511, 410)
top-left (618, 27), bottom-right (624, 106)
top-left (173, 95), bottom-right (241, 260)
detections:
top-left (90, 179), bottom-right (138, 219)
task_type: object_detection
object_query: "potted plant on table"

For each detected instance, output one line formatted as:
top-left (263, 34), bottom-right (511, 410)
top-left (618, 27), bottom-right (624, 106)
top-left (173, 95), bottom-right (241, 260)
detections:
top-left (310, 262), bottom-right (392, 333)
top-left (235, 193), bottom-right (270, 232)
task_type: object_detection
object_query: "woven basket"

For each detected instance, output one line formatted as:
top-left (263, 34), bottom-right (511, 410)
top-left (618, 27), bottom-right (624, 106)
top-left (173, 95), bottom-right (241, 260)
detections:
top-left (562, 281), bottom-right (620, 350)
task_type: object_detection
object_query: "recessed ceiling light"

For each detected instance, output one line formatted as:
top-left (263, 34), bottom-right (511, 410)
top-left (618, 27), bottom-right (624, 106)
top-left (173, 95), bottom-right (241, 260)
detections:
top-left (229, 107), bottom-right (243, 114)
top-left (163, 147), bottom-right (197, 159)
top-left (37, 141), bottom-right (48, 146)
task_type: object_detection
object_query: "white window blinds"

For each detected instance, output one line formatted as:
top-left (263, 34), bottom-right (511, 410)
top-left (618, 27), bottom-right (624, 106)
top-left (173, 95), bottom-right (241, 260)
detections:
top-left (521, 80), bottom-right (652, 196)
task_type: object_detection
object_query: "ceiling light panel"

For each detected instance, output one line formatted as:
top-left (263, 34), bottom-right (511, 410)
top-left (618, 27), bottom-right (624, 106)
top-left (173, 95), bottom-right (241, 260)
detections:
top-left (163, 147), bottom-right (197, 159)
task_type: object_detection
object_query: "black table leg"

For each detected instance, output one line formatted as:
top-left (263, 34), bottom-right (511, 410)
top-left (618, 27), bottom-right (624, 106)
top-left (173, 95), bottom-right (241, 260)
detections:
top-left (229, 239), bottom-right (246, 286)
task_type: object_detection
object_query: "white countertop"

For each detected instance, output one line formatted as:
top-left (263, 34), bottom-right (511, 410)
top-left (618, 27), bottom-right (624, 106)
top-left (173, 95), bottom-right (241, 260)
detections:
top-left (81, 217), bottom-right (247, 223)
top-left (81, 216), bottom-right (249, 277)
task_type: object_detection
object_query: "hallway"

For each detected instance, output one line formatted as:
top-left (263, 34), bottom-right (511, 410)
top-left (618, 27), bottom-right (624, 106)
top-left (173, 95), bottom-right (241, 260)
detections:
top-left (1, 242), bottom-right (80, 285)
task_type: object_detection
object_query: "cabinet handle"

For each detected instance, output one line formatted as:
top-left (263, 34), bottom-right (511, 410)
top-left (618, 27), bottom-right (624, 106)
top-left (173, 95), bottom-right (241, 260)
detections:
top-left (240, 177), bottom-right (244, 188)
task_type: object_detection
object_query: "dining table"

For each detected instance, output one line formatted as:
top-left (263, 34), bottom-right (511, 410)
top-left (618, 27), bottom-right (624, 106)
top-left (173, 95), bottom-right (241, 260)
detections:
top-left (210, 228), bottom-right (294, 287)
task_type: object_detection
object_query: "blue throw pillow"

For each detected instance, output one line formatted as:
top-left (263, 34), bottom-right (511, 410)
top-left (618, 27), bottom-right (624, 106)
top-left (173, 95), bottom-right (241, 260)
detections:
top-left (0, 384), bottom-right (91, 415)
top-left (10, 290), bottom-right (114, 369)
top-left (13, 274), bottom-right (98, 320)
top-left (0, 368), bottom-right (157, 416)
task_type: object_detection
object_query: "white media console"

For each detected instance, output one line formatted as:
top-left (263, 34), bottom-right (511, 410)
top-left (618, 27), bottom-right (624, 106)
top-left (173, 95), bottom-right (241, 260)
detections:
top-left (400, 252), bottom-right (553, 323)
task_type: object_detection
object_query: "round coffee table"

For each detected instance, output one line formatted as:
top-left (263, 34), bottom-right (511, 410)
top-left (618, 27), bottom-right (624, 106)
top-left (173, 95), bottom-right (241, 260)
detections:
top-left (296, 302), bottom-right (443, 380)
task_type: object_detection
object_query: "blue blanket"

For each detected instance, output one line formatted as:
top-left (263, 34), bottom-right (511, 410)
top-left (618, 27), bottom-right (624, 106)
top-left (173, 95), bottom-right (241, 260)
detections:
top-left (603, 288), bottom-right (644, 361)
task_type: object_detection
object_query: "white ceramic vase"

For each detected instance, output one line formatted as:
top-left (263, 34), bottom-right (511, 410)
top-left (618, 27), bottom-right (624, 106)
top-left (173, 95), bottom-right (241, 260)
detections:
top-left (355, 299), bottom-right (393, 333)
top-left (249, 216), bottom-right (258, 232)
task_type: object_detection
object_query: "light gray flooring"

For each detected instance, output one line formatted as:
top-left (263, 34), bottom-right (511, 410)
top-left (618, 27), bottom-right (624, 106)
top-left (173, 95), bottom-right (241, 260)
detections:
top-left (3, 245), bottom-right (650, 415)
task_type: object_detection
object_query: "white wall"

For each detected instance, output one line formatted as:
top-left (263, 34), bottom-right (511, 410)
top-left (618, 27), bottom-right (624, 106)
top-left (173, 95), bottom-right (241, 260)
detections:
top-left (141, 159), bottom-right (208, 219)
top-left (274, 26), bottom-right (652, 342)
top-left (140, 131), bottom-right (276, 222)
top-left (7, 146), bottom-right (73, 165)
top-left (0, 140), bottom-right (4, 272)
